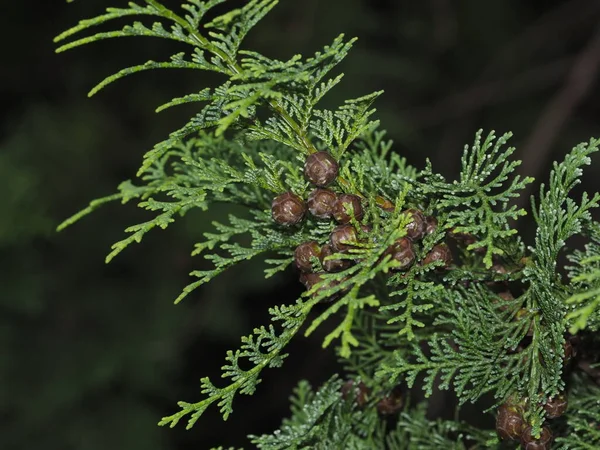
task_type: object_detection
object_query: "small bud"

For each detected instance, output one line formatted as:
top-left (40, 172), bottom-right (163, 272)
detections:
top-left (520, 425), bottom-right (553, 450)
top-left (320, 244), bottom-right (351, 272)
top-left (376, 387), bottom-right (403, 415)
top-left (294, 241), bottom-right (321, 273)
top-left (304, 151), bottom-right (339, 187)
top-left (496, 403), bottom-right (524, 440)
top-left (299, 272), bottom-right (343, 301)
top-left (341, 380), bottom-right (370, 408)
top-left (425, 215), bottom-right (438, 235)
top-left (543, 393), bottom-right (568, 419)
top-left (448, 228), bottom-right (477, 246)
top-left (299, 272), bottom-right (323, 290)
top-left (307, 188), bottom-right (337, 219)
top-left (271, 192), bottom-right (306, 226)
top-left (422, 243), bottom-right (453, 268)
top-left (387, 237), bottom-right (415, 271)
top-left (403, 209), bottom-right (426, 240)
top-left (330, 224), bottom-right (359, 252)
top-left (333, 194), bottom-right (364, 224)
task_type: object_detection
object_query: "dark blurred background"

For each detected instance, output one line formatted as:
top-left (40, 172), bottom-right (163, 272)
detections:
top-left (1, 0), bottom-right (599, 448)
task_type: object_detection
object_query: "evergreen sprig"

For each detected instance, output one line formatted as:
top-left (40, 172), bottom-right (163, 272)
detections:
top-left (57, 0), bottom-right (600, 448)
top-left (566, 222), bottom-right (600, 333)
top-left (555, 374), bottom-right (600, 449)
top-left (159, 299), bottom-right (312, 429)
top-left (249, 377), bottom-right (382, 450)
top-left (386, 402), bottom-right (496, 450)
top-left (420, 130), bottom-right (533, 268)
top-left (376, 283), bottom-right (523, 404)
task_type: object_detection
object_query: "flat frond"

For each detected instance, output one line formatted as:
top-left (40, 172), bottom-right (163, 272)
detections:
top-left (420, 130), bottom-right (533, 268)
top-left (158, 300), bottom-right (311, 428)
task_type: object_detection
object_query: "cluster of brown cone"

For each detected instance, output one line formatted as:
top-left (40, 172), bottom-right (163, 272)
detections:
top-left (495, 340), bottom-right (575, 449)
top-left (271, 151), bottom-right (456, 299)
top-left (292, 207), bottom-right (453, 300)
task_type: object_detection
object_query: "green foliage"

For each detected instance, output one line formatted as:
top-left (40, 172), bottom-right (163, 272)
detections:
top-left (56, 0), bottom-right (600, 448)
top-left (420, 130), bottom-right (533, 268)
top-left (386, 402), bottom-right (496, 449)
top-left (376, 283), bottom-right (523, 403)
top-left (159, 299), bottom-right (311, 429)
top-left (566, 222), bottom-right (600, 333)
top-left (554, 374), bottom-right (600, 450)
top-left (253, 378), bottom-right (496, 450)
top-left (249, 377), bottom-right (383, 449)
top-left (378, 140), bottom-right (600, 435)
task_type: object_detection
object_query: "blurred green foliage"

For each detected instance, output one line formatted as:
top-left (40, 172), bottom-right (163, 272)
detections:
top-left (1, 0), bottom-right (599, 448)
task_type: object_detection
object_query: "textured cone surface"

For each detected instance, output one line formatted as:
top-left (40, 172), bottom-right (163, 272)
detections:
top-left (272, 192), bottom-right (306, 225)
top-left (389, 238), bottom-right (415, 271)
top-left (299, 272), bottom-right (343, 301)
top-left (449, 229), bottom-right (477, 246)
top-left (307, 188), bottom-right (337, 219)
top-left (377, 390), bottom-right (403, 415)
top-left (320, 244), bottom-right (350, 272)
top-left (520, 426), bottom-right (553, 450)
top-left (341, 380), bottom-right (370, 408)
top-left (304, 151), bottom-right (339, 187)
top-left (330, 224), bottom-right (359, 252)
top-left (425, 215), bottom-right (438, 235)
top-left (496, 403), bottom-right (524, 440)
top-left (543, 393), bottom-right (568, 419)
top-left (294, 241), bottom-right (321, 273)
top-left (299, 272), bottom-right (323, 290)
top-left (423, 243), bottom-right (453, 268)
top-left (333, 194), bottom-right (364, 224)
top-left (404, 209), bottom-right (426, 240)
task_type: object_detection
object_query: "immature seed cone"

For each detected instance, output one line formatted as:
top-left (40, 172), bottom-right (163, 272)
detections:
top-left (304, 151), bottom-right (339, 187)
top-left (403, 209), bottom-right (426, 241)
top-left (299, 272), bottom-right (323, 290)
top-left (520, 425), bottom-right (553, 450)
top-left (543, 393), bottom-right (568, 419)
top-left (299, 272), bottom-right (343, 301)
top-left (294, 241), bottom-right (321, 273)
top-left (341, 380), bottom-right (370, 408)
top-left (376, 387), bottom-right (403, 415)
top-left (320, 244), bottom-right (351, 272)
top-left (307, 188), bottom-right (337, 219)
top-left (448, 228), bottom-right (477, 246)
top-left (496, 403), bottom-right (525, 440)
top-left (333, 194), bottom-right (364, 224)
top-left (422, 243), bottom-right (453, 268)
top-left (271, 192), bottom-right (306, 226)
top-left (387, 237), bottom-right (415, 271)
top-left (330, 224), bottom-right (359, 252)
top-left (425, 215), bottom-right (438, 235)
